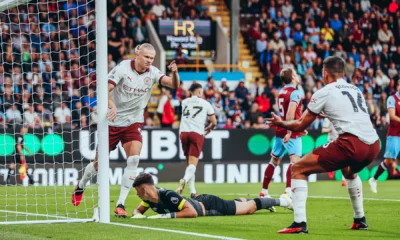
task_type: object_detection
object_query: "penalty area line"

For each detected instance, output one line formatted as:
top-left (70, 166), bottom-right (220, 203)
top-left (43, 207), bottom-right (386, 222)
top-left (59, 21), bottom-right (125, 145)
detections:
top-left (107, 222), bottom-right (245, 240)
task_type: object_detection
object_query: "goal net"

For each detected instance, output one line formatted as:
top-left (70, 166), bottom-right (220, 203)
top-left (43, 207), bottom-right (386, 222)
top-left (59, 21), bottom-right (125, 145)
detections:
top-left (0, 0), bottom-right (101, 224)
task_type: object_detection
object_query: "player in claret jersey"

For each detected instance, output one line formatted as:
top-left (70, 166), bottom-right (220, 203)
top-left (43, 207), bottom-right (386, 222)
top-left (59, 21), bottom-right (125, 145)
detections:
top-left (266, 56), bottom-right (380, 233)
top-left (260, 68), bottom-right (303, 207)
top-left (369, 80), bottom-right (400, 193)
top-left (176, 83), bottom-right (217, 197)
top-left (72, 43), bottom-right (180, 218)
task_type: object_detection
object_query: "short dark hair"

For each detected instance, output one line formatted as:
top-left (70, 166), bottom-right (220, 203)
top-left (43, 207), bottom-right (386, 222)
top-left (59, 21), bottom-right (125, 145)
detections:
top-left (189, 83), bottom-right (202, 92)
top-left (133, 173), bottom-right (154, 187)
top-left (280, 68), bottom-right (295, 84)
top-left (323, 56), bottom-right (345, 78)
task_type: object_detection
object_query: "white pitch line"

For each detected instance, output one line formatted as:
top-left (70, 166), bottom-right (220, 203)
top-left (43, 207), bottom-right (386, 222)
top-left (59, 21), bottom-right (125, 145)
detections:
top-left (108, 222), bottom-right (245, 240)
top-left (219, 193), bottom-right (400, 202)
top-left (0, 210), bottom-right (73, 220)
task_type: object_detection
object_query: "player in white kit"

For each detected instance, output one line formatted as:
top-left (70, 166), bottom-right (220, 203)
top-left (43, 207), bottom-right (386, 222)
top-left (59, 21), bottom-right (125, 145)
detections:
top-left (266, 57), bottom-right (380, 233)
top-left (72, 43), bottom-right (180, 217)
top-left (321, 118), bottom-right (346, 186)
top-left (176, 83), bottom-right (217, 197)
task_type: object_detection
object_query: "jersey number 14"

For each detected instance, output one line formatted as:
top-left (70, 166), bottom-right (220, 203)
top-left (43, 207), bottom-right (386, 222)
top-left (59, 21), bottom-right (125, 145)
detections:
top-left (341, 91), bottom-right (367, 113)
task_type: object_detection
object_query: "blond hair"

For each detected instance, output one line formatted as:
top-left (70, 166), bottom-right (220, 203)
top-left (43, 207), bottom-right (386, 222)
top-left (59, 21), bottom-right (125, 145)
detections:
top-left (135, 43), bottom-right (155, 54)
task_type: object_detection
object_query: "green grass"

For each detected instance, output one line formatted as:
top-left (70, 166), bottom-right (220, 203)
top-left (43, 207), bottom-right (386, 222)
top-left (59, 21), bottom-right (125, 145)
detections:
top-left (0, 181), bottom-right (399, 240)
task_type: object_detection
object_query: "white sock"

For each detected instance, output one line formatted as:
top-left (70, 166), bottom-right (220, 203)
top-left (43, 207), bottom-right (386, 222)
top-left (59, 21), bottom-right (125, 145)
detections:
top-left (189, 174), bottom-right (197, 194)
top-left (292, 179), bottom-right (308, 223)
top-left (183, 164), bottom-right (196, 183)
top-left (346, 175), bottom-right (364, 219)
top-left (79, 162), bottom-right (97, 189)
top-left (285, 187), bottom-right (291, 194)
top-left (342, 175), bottom-right (346, 181)
top-left (261, 188), bottom-right (268, 195)
top-left (117, 155), bottom-right (139, 206)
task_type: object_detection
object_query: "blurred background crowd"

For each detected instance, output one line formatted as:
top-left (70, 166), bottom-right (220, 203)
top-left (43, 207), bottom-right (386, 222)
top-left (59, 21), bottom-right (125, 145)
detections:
top-left (0, 0), bottom-right (399, 131)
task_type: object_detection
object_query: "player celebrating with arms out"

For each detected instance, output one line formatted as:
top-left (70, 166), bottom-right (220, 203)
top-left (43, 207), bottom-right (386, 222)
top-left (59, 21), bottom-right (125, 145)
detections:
top-left (266, 56), bottom-right (380, 233)
top-left (260, 68), bottom-right (303, 204)
top-left (72, 43), bottom-right (180, 218)
top-left (131, 173), bottom-right (292, 219)
top-left (369, 80), bottom-right (400, 193)
top-left (176, 83), bottom-right (217, 197)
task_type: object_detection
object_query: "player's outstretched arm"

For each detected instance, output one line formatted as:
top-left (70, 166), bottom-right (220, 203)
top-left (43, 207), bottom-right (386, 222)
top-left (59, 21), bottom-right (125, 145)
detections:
top-left (266, 110), bottom-right (317, 132)
top-left (160, 60), bottom-right (180, 89)
top-left (131, 203), bottom-right (148, 219)
top-left (147, 201), bottom-right (198, 219)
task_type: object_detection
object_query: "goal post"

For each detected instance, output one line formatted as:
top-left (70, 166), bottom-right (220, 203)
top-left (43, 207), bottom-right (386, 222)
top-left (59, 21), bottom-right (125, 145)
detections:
top-left (95, 0), bottom-right (110, 224)
top-left (0, 0), bottom-right (109, 224)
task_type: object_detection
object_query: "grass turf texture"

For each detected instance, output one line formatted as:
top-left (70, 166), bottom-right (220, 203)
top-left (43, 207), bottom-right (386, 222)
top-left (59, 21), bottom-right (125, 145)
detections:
top-left (0, 181), bottom-right (398, 240)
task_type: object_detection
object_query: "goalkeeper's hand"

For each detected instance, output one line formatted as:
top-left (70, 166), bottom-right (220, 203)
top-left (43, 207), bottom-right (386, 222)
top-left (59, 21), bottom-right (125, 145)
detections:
top-left (147, 214), bottom-right (171, 219)
top-left (131, 214), bottom-right (147, 219)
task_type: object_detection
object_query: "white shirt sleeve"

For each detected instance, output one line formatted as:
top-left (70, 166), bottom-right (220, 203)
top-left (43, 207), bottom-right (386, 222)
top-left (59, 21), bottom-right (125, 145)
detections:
top-left (151, 66), bottom-right (165, 85)
top-left (108, 64), bottom-right (123, 86)
top-left (307, 88), bottom-right (330, 114)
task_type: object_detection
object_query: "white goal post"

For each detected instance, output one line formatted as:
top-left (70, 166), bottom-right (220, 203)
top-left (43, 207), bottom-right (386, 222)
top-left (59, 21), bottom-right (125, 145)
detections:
top-left (0, 0), bottom-right (109, 224)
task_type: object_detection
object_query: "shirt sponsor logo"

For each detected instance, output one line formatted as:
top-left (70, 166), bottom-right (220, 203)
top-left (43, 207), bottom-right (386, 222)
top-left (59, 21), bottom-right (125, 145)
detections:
top-left (123, 84), bottom-right (151, 96)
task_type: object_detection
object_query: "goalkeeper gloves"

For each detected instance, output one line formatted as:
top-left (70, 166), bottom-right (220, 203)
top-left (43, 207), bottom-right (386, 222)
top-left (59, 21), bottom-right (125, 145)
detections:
top-left (131, 214), bottom-right (147, 219)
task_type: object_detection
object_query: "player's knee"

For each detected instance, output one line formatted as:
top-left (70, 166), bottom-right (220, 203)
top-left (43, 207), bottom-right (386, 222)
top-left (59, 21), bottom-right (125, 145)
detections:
top-left (127, 155), bottom-right (140, 169)
top-left (343, 172), bottom-right (356, 180)
top-left (290, 156), bottom-right (301, 164)
top-left (271, 158), bottom-right (280, 166)
top-left (93, 161), bottom-right (98, 171)
top-left (291, 163), bottom-right (306, 178)
top-left (384, 158), bottom-right (395, 166)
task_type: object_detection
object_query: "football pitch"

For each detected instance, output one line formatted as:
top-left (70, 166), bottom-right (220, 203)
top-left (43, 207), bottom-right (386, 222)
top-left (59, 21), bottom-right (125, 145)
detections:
top-left (0, 181), bottom-right (399, 240)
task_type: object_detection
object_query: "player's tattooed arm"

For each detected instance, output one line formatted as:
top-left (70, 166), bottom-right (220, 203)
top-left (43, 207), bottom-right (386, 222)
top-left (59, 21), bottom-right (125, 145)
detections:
top-left (107, 83), bottom-right (117, 122)
top-left (205, 115), bottom-right (217, 135)
top-left (388, 108), bottom-right (400, 123)
top-left (266, 110), bottom-right (317, 132)
top-left (160, 60), bottom-right (180, 89)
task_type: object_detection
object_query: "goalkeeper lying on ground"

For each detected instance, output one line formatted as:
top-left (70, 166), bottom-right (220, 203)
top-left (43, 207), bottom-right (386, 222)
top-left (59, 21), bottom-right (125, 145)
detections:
top-left (131, 173), bottom-right (292, 219)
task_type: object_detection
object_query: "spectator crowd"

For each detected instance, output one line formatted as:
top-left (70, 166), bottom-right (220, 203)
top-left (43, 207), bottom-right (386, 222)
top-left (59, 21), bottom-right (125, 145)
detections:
top-left (240, 0), bottom-right (400, 130)
top-left (1, 0), bottom-right (399, 131)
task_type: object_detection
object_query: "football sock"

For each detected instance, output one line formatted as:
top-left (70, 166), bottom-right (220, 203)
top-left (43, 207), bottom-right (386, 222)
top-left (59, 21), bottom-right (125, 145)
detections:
top-left (183, 164), bottom-right (196, 183)
top-left (373, 161), bottom-right (387, 180)
top-left (79, 162), bottom-right (97, 189)
top-left (286, 163), bottom-right (292, 188)
top-left (189, 173), bottom-right (197, 194)
top-left (254, 198), bottom-right (280, 210)
top-left (346, 175), bottom-right (364, 219)
top-left (292, 179), bottom-right (308, 223)
top-left (262, 162), bottom-right (276, 191)
top-left (117, 155), bottom-right (139, 206)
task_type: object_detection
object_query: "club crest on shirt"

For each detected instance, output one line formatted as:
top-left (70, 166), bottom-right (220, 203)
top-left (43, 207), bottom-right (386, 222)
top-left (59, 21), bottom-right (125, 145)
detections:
top-left (144, 77), bottom-right (151, 85)
top-left (171, 197), bottom-right (179, 204)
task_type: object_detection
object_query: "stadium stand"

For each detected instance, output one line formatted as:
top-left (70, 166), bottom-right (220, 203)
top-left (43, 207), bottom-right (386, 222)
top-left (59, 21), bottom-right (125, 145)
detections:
top-left (1, 0), bottom-right (398, 130)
